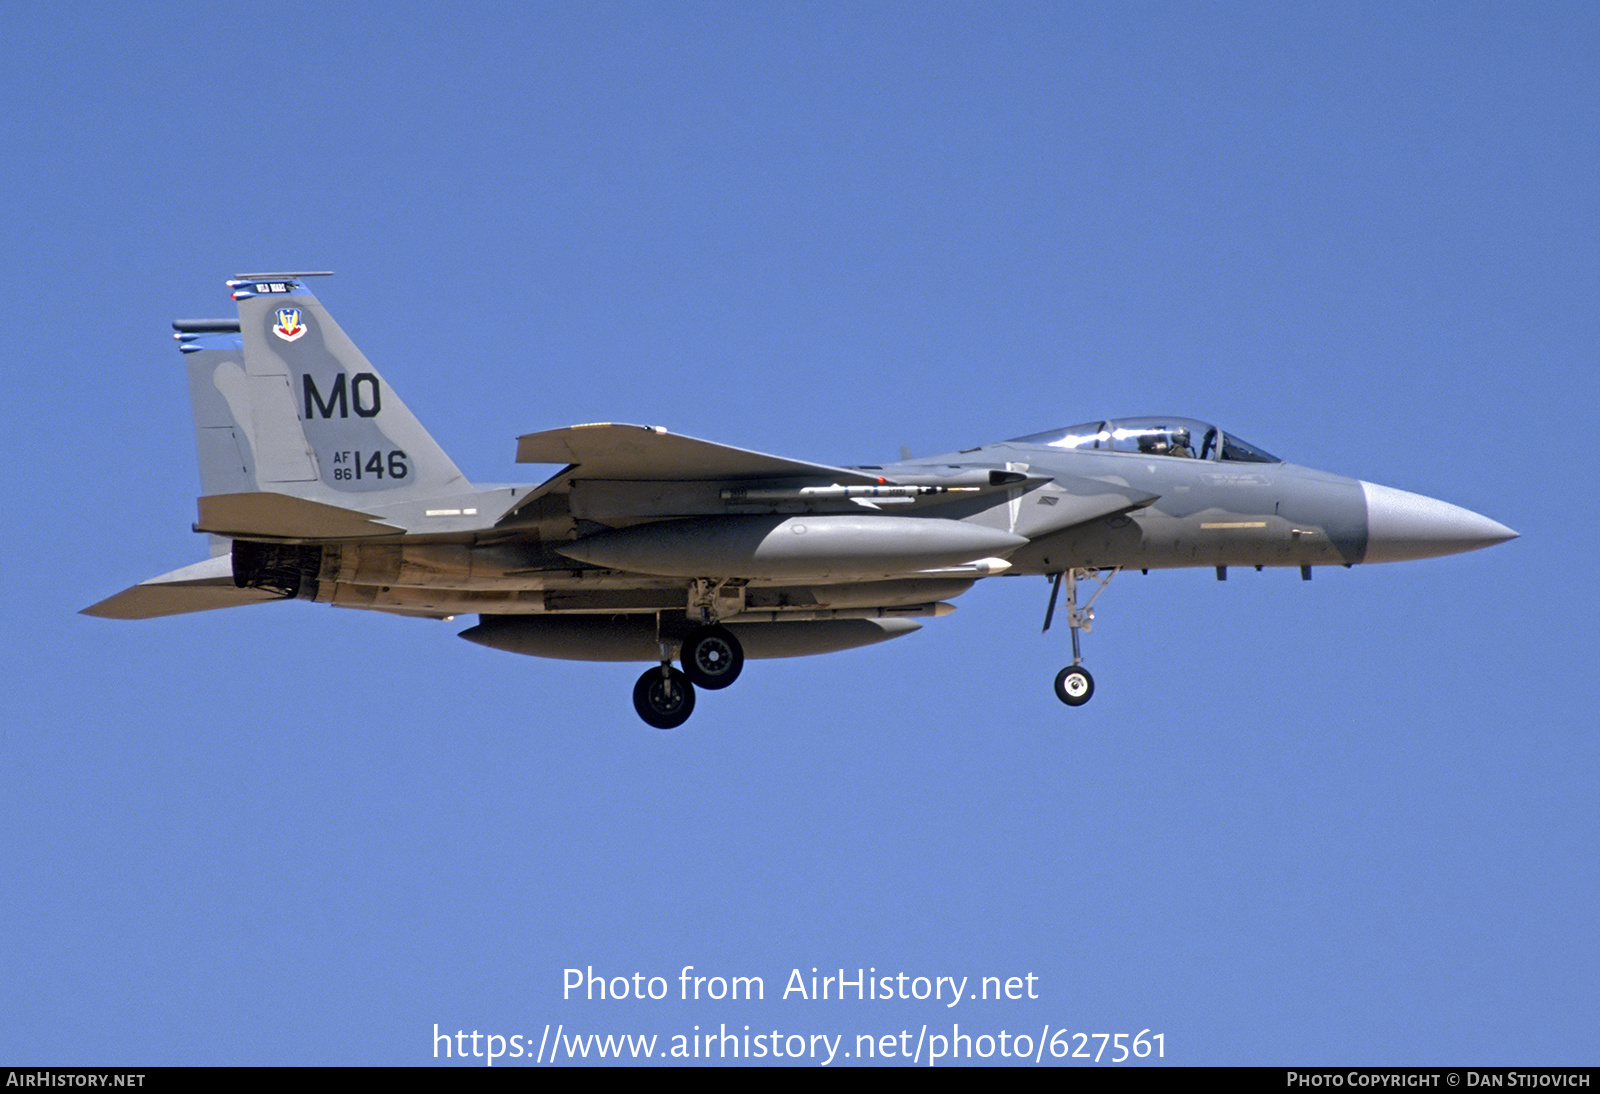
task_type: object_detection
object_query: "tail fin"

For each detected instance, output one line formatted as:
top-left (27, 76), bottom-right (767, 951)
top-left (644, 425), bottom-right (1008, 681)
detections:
top-left (82, 275), bottom-right (493, 617)
top-left (178, 273), bottom-right (471, 511)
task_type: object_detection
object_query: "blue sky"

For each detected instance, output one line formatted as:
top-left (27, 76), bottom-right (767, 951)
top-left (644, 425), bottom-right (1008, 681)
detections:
top-left (3, 1), bottom-right (1595, 1066)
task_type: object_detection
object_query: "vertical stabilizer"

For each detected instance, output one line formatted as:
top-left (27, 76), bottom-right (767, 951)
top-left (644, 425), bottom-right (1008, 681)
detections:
top-left (177, 319), bottom-right (255, 499)
top-left (176, 274), bottom-right (471, 512)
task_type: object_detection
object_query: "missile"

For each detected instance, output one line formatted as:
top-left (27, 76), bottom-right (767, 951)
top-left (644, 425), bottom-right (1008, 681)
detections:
top-left (718, 467), bottom-right (1030, 503)
top-left (720, 484), bottom-right (978, 503)
top-left (726, 602), bottom-right (956, 623)
top-left (555, 514), bottom-right (1029, 579)
top-left (916, 557), bottom-right (1012, 576)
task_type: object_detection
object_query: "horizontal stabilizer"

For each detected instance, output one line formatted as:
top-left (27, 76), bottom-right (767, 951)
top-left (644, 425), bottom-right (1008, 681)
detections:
top-left (196, 492), bottom-right (402, 539)
top-left (81, 555), bottom-right (280, 619)
top-left (516, 423), bottom-right (883, 484)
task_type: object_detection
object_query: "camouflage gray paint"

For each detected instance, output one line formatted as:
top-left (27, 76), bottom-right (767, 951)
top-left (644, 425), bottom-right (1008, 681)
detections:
top-left (86, 276), bottom-right (1517, 728)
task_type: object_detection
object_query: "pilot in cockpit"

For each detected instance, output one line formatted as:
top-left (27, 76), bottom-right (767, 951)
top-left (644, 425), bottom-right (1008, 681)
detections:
top-left (1136, 428), bottom-right (1194, 458)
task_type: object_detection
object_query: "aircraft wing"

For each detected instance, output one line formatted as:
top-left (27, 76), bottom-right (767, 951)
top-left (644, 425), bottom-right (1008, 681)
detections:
top-left (515, 423), bottom-right (884, 484)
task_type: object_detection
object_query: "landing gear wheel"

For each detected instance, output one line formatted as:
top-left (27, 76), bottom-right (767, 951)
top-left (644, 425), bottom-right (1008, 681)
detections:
top-left (1054, 665), bottom-right (1094, 707)
top-left (633, 666), bottom-right (696, 729)
top-left (681, 625), bottom-right (744, 690)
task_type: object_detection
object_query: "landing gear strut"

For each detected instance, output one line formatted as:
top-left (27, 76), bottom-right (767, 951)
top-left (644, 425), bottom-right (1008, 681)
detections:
top-left (631, 623), bottom-right (700, 730)
top-left (1043, 567), bottom-right (1117, 707)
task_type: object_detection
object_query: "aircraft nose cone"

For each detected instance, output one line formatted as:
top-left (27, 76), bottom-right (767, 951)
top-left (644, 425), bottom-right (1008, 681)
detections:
top-left (1360, 481), bottom-right (1518, 563)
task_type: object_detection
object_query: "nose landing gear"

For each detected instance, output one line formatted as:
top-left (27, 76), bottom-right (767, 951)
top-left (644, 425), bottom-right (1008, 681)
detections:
top-left (1044, 567), bottom-right (1117, 707)
top-left (1054, 664), bottom-right (1094, 706)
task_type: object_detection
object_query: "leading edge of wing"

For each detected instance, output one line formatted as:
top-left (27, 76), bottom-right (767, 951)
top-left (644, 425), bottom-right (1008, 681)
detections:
top-left (515, 423), bottom-right (884, 484)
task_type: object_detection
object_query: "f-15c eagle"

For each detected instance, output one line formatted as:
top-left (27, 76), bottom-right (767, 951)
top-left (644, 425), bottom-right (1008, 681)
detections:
top-left (84, 274), bottom-right (1517, 728)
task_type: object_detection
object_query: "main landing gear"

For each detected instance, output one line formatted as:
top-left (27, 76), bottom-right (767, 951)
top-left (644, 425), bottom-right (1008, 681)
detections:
top-left (681, 624), bottom-right (744, 690)
top-left (630, 622), bottom-right (746, 729)
top-left (1043, 567), bottom-right (1117, 708)
top-left (633, 664), bottom-right (695, 729)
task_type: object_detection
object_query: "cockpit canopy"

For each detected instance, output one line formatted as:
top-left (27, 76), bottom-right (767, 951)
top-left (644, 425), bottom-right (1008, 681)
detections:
top-left (1010, 417), bottom-right (1281, 463)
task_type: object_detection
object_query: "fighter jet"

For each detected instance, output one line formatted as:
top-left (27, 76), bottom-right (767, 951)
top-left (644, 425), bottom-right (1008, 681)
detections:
top-left (84, 274), bottom-right (1518, 728)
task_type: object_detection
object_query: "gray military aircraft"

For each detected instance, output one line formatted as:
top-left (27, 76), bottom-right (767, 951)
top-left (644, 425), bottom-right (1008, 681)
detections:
top-left (84, 274), bottom-right (1517, 728)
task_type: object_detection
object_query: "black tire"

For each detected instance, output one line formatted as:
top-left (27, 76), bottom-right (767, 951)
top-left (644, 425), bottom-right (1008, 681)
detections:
top-left (1054, 665), bottom-right (1094, 707)
top-left (633, 666), bottom-right (696, 729)
top-left (681, 625), bottom-right (744, 690)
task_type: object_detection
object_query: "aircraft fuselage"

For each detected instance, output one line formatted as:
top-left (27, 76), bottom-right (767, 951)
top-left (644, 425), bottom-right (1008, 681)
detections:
top-left (83, 278), bottom-right (1517, 727)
